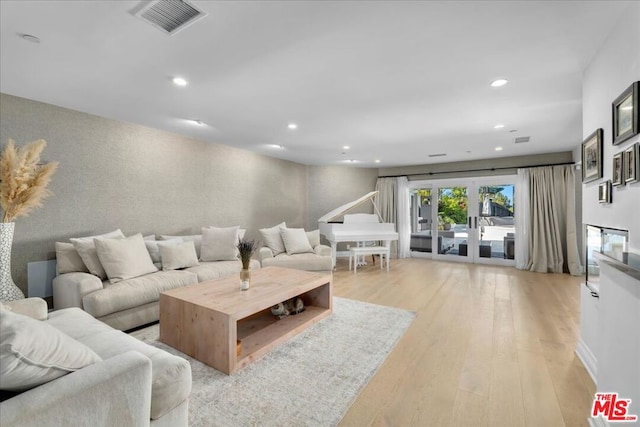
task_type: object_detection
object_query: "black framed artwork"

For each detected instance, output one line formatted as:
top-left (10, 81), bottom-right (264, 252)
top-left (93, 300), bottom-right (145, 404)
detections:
top-left (612, 81), bottom-right (639, 145)
top-left (598, 180), bottom-right (612, 204)
top-left (582, 128), bottom-right (603, 183)
top-left (612, 152), bottom-right (624, 186)
top-left (624, 142), bottom-right (639, 184)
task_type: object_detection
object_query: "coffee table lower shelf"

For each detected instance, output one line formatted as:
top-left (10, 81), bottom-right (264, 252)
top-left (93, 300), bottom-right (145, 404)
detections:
top-left (236, 305), bottom-right (329, 370)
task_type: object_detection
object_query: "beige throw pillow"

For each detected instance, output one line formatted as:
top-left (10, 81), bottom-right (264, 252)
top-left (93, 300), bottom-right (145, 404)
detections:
top-left (0, 309), bottom-right (102, 392)
top-left (159, 241), bottom-right (199, 270)
top-left (260, 222), bottom-right (287, 256)
top-left (55, 242), bottom-right (89, 274)
top-left (280, 228), bottom-right (314, 255)
top-left (306, 229), bottom-right (321, 248)
top-left (70, 230), bottom-right (125, 279)
top-left (159, 234), bottom-right (203, 258)
top-left (145, 237), bottom-right (182, 264)
top-left (94, 233), bottom-right (158, 284)
top-left (200, 226), bottom-right (240, 261)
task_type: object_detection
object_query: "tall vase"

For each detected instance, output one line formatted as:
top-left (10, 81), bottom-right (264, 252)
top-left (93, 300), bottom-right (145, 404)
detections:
top-left (0, 222), bottom-right (25, 301)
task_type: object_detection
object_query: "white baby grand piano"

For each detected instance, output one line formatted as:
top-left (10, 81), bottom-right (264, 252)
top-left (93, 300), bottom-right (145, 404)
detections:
top-left (318, 191), bottom-right (399, 268)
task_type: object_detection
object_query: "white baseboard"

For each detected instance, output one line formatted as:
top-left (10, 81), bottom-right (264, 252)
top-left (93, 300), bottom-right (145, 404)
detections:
top-left (576, 338), bottom-right (598, 385)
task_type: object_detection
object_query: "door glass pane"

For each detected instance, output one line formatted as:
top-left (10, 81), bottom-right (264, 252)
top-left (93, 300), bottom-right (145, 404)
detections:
top-left (437, 187), bottom-right (468, 255)
top-left (477, 185), bottom-right (515, 259)
top-left (410, 188), bottom-right (434, 253)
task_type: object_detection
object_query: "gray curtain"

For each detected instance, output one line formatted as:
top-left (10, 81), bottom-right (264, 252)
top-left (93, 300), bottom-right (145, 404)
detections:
top-left (374, 177), bottom-right (398, 257)
top-left (524, 165), bottom-right (581, 275)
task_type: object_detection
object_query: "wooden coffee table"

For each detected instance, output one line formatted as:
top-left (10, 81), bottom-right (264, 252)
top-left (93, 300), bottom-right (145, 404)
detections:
top-left (159, 266), bottom-right (332, 374)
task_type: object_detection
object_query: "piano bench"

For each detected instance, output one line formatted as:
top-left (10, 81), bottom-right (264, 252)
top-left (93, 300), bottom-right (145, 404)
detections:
top-left (349, 246), bottom-right (390, 273)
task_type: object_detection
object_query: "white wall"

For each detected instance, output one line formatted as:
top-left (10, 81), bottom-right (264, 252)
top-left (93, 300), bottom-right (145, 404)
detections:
top-left (582, 2), bottom-right (640, 252)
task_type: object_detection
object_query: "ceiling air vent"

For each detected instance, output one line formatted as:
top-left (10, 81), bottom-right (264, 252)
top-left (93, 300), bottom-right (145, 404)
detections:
top-left (514, 136), bottom-right (530, 144)
top-left (134, 0), bottom-right (207, 35)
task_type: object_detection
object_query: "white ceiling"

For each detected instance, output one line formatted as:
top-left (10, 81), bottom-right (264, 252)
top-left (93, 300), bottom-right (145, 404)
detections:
top-left (0, 1), bottom-right (631, 167)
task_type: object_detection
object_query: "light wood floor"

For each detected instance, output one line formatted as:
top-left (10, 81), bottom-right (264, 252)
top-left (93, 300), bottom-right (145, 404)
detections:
top-left (333, 258), bottom-right (595, 427)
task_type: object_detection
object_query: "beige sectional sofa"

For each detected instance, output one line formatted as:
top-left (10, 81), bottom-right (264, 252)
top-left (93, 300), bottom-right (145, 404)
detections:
top-left (52, 228), bottom-right (261, 331)
top-left (1, 299), bottom-right (190, 427)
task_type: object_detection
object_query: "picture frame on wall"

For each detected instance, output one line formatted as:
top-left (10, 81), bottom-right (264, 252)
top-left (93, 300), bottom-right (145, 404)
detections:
top-left (612, 81), bottom-right (639, 145)
top-left (612, 152), bottom-right (625, 186)
top-left (624, 142), bottom-right (639, 184)
top-left (598, 180), bottom-right (612, 204)
top-left (582, 128), bottom-right (603, 183)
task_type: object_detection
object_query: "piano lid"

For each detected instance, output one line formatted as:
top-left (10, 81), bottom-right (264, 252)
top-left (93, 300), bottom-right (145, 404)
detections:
top-left (318, 191), bottom-right (379, 223)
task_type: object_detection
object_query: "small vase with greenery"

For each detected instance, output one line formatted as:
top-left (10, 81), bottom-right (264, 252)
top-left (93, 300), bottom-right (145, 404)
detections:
top-left (237, 238), bottom-right (258, 291)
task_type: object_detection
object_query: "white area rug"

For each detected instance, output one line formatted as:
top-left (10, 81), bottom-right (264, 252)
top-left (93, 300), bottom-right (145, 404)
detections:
top-left (131, 297), bottom-right (415, 427)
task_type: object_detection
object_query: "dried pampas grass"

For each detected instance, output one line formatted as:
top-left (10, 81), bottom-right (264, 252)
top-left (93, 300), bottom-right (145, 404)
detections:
top-left (0, 139), bottom-right (58, 223)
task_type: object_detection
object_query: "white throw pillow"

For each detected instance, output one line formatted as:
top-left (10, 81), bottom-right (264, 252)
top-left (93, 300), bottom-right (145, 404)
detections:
top-left (280, 228), bottom-right (314, 255)
top-left (260, 222), bottom-right (287, 256)
top-left (200, 226), bottom-right (240, 261)
top-left (0, 309), bottom-right (102, 392)
top-left (306, 229), bottom-right (321, 248)
top-left (159, 241), bottom-right (199, 271)
top-left (94, 233), bottom-right (158, 284)
top-left (145, 237), bottom-right (183, 264)
top-left (70, 230), bottom-right (125, 279)
top-left (55, 242), bottom-right (89, 274)
top-left (159, 234), bottom-right (203, 258)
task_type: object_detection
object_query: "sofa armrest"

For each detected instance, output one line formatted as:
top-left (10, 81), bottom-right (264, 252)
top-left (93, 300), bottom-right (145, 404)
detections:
top-left (52, 272), bottom-right (103, 310)
top-left (0, 351), bottom-right (152, 427)
top-left (314, 244), bottom-right (332, 257)
top-left (2, 298), bottom-right (48, 320)
top-left (258, 247), bottom-right (274, 263)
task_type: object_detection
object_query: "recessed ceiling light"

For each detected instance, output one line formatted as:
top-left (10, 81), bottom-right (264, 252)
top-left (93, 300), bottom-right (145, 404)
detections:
top-left (268, 144), bottom-right (285, 149)
top-left (172, 77), bottom-right (188, 87)
top-left (495, 146), bottom-right (503, 151)
top-left (343, 145), bottom-right (350, 150)
top-left (287, 123), bottom-right (298, 130)
top-left (19, 33), bottom-right (40, 43)
top-left (490, 79), bottom-right (508, 87)
top-left (494, 124), bottom-right (505, 129)
top-left (374, 159), bottom-right (381, 163)
top-left (188, 119), bottom-right (204, 125)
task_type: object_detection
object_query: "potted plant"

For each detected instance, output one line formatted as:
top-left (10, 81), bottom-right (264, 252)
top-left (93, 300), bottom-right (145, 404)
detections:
top-left (237, 238), bottom-right (258, 291)
top-left (0, 139), bottom-right (58, 301)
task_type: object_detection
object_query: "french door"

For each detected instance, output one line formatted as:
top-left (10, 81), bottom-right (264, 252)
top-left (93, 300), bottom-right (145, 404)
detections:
top-left (409, 176), bottom-right (516, 265)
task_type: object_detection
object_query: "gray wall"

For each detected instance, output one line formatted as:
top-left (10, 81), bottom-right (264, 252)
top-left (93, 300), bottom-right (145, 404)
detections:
top-left (581, 1), bottom-right (640, 252)
top-left (306, 165), bottom-right (379, 228)
top-left (0, 94), bottom-right (308, 293)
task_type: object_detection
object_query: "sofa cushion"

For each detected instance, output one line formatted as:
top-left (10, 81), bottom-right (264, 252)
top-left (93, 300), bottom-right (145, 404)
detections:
top-left (0, 308), bottom-right (102, 392)
top-left (82, 270), bottom-right (198, 318)
top-left (95, 233), bottom-right (158, 284)
top-left (261, 253), bottom-right (333, 271)
top-left (200, 226), bottom-right (240, 261)
top-left (306, 229), bottom-right (321, 248)
top-left (159, 234), bottom-right (202, 258)
top-left (280, 227), bottom-right (313, 255)
top-left (260, 222), bottom-right (287, 256)
top-left (145, 237), bottom-right (182, 264)
top-left (185, 259), bottom-right (260, 282)
top-left (55, 242), bottom-right (89, 274)
top-left (45, 308), bottom-right (191, 420)
top-left (159, 240), bottom-right (199, 271)
top-left (70, 229), bottom-right (125, 279)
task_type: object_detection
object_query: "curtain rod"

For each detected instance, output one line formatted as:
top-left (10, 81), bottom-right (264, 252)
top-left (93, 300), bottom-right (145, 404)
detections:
top-left (378, 161), bottom-right (575, 178)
